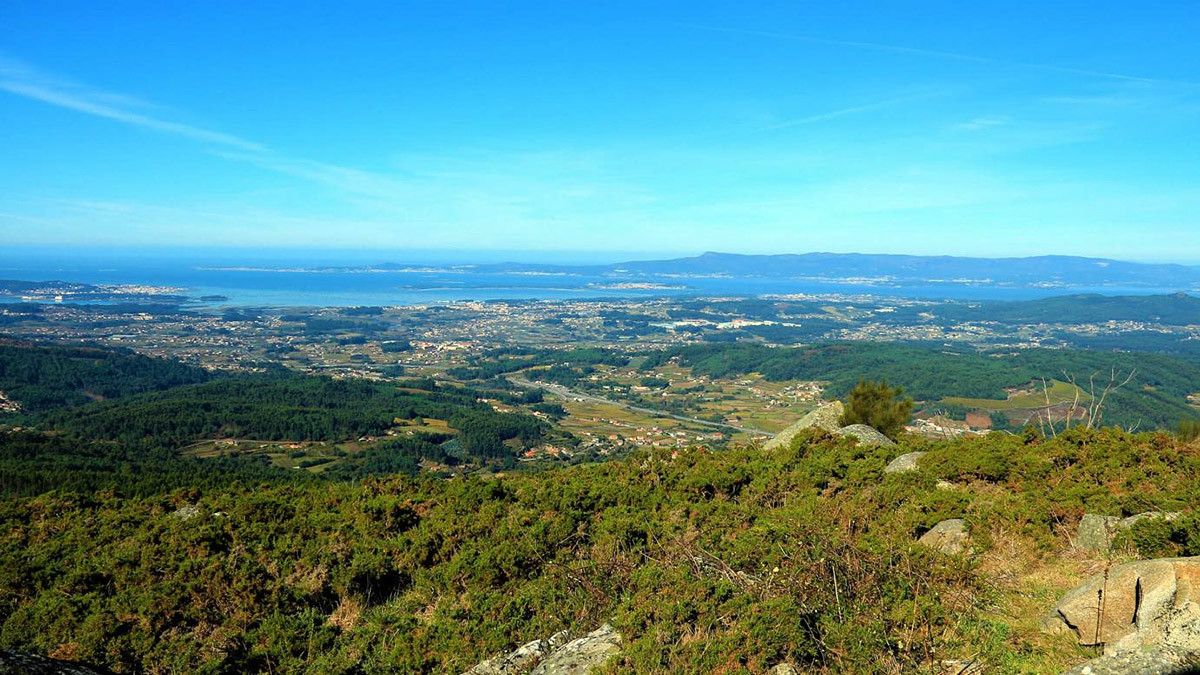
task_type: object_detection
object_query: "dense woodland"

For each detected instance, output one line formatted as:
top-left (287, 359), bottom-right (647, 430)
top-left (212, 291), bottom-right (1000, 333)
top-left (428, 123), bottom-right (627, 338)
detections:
top-left (0, 340), bottom-right (211, 413)
top-left (0, 342), bottom-right (560, 497)
top-left (42, 374), bottom-right (548, 453)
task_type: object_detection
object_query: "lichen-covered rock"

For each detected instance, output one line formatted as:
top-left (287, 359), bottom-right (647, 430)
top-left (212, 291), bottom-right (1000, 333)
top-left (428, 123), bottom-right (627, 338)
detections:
top-left (171, 504), bottom-right (203, 521)
top-left (530, 624), bottom-right (621, 675)
top-left (1076, 514), bottom-right (1121, 552)
top-left (767, 664), bottom-right (800, 675)
top-left (884, 451), bottom-right (926, 473)
top-left (1062, 644), bottom-right (1200, 674)
top-left (1076, 512), bottom-right (1182, 552)
top-left (918, 519), bottom-right (970, 554)
top-left (764, 401), bottom-right (844, 450)
top-left (0, 651), bottom-right (109, 674)
top-left (464, 631), bottom-right (571, 674)
top-left (1048, 557), bottom-right (1200, 656)
top-left (835, 424), bottom-right (895, 447)
top-left (1122, 512), bottom-right (1182, 528)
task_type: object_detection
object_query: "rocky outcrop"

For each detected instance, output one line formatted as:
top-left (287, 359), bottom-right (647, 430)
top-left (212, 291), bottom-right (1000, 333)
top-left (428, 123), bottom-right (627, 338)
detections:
top-left (0, 651), bottom-right (109, 674)
top-left (1062, 644), bottom-right (1200, 674)
top-left (764, 402), bottom-right (844, 450)
top-left (1045, 557), bottom-right (1200, 656)
top-left (835, 424), bottom-right (895, 447)
top-left (884, 451), bottom-right (926, 474)
top-left (530, 624), bottom-right (621, 675)
top-left (464, 625), bottom-right (621, 675)
top-left (764, 405), bottom-right (897, 450)
top-left (918, 519), bottom-right (970, 554)
top-left (1076, 512), bottom-right (1182, 552)
top-left (465, 632), bottom-right (569, 674)
top-left (171, 504), bottom-right (203, 521)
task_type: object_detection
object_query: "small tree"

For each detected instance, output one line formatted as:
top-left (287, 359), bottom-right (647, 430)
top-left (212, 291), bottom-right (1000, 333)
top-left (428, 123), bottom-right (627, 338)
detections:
top-left (840, 379), bottom-right (913, 440)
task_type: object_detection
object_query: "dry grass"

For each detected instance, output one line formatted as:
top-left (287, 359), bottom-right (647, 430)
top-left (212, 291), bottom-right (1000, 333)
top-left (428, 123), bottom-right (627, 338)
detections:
top-left (327, 597), bottom-right (363, 631)
top-left (968, 526), bottom-right (1102, 672)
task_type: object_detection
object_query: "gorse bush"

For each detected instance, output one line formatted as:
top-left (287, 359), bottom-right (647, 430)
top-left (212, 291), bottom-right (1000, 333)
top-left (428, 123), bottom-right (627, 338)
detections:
top-left (0, 431), bottom-right (994, 674)
top-left (5, 413), bottom-right (1198, 671)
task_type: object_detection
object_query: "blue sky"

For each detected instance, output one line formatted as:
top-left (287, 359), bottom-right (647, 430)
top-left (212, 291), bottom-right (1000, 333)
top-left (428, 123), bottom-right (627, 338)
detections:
top-left (1, 1), bottom-right (1198, 261)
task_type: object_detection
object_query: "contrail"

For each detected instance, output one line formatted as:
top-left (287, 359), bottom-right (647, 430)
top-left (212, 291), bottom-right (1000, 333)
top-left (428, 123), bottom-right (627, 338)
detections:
top-left (678, 24), bottom-right (1199, 88)
top-left (756, 93), bottom-right (935, 132)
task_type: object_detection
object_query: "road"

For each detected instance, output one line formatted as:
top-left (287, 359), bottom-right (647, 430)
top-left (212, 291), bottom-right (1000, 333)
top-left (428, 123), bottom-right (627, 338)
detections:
top-left (507, 377), bottom-right (774, 437)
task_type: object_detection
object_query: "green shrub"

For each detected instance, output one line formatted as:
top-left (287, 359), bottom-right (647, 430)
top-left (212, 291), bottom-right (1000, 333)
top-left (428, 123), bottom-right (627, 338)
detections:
top-left (840, 379), bottom-right (914, 439)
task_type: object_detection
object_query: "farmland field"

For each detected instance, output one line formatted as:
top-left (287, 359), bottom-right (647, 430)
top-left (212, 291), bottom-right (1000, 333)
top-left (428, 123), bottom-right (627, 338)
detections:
top-left (942, 379), bottom-right (1087, 411)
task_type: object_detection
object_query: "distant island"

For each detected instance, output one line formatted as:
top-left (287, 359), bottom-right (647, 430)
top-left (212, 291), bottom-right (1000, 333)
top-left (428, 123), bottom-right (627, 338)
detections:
top-left (232, 252), bottom-right (1200, 291)
top-left (474, 251), bottom-right (1200, 289)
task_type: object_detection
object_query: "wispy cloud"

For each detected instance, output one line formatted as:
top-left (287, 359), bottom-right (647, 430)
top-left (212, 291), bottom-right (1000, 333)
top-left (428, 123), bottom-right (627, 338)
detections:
top-left (755, 93), bottom-right (937, 132)
top-left (0, 54), bottom-right (439, 211)
top-left (0, 56), bottom-right (265, 151)
top-left (952, 115), bottom-right (1010, 132)
top-left (0, 55), bottom-right (651, 221)
top-left (678, 24), bottom-right (1200, 88)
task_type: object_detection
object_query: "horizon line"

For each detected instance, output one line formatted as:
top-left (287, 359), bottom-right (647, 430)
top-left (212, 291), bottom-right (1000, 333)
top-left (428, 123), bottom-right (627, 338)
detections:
top-left (1, 243), bottom-right (1198, 267)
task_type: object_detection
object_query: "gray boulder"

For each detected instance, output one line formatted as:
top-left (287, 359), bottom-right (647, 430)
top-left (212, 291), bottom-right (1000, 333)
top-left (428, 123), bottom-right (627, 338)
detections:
top-left (465, 632), bottom-right (568, 674)
top-left (884, 451), bottom-right (926, 474)
top-left (764, 401), bottom-right (844, 450)
top-left (1076, 514), bottom-right (1121, 552)
top-left (918, 519), bottom-right (970, 554)
top-left (171, 504), bottom-right (203, 521)
top-left (835, 424), bottom-right (896, 447)
top-left (1123, 512), bottom-right (1183, 528)
top-left (1062, 644), bottom-right (1200, 674)
top-left (1076, 512), bottom-right (1182, 552)
top-left (1046, 557), bottom-right (1200, 655)
top-left (530, 624), bottom-right (621, 675)
top-left (0, 651), bottom-right (108, 674)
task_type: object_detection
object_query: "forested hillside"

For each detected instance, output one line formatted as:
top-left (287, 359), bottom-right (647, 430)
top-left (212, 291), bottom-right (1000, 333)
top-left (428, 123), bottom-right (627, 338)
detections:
top-left (44, 374), bottom-right (546, 451)
top-left (0, 429), bottom-right (305, 497)
top-left (642, 342), bottom-right (1200, 429)
top-left (0, 340), bottom-right (211, 414)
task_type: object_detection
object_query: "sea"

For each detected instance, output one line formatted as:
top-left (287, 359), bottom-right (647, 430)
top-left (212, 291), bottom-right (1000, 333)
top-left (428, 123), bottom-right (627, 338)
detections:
top-left (0, 247), bottom-right (1189, 308)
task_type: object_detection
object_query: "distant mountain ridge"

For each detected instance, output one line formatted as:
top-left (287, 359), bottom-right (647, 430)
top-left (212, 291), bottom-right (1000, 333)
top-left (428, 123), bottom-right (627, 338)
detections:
top-left (473, 252), bottom-right (1200, 287)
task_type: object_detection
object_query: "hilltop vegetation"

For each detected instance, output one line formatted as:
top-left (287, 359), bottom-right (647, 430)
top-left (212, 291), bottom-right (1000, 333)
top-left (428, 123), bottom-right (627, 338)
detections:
top-left (5, 426), bottom-right (1200, 672)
